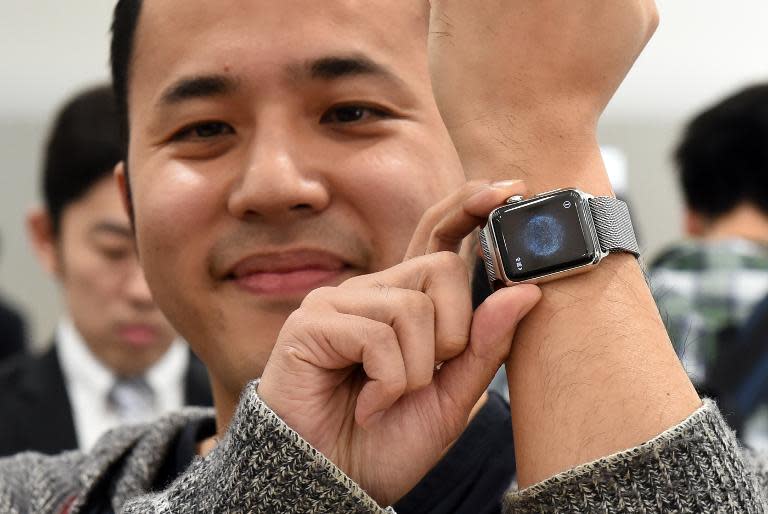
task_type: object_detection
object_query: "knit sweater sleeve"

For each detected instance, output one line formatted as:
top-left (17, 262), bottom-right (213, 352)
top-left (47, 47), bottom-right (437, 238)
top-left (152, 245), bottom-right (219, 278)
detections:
top-left (0, 451), bottom-right (86, 513)
top-left (503, 400), bottom-right (767, 512)
top-left (123, 384), bottom-right (768, 513)
top-left (121, 381), bottom-right (388, 514)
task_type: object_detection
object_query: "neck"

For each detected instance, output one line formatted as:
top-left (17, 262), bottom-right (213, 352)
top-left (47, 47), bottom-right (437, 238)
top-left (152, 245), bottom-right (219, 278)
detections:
top-left (700, 204), bottom-right (768, 244)
top-left (197, 374), bottom-right (241, 457)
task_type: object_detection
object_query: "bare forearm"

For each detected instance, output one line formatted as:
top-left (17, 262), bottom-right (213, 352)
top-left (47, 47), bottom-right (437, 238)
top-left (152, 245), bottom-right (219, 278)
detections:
top-left (428, 0), bottom-right (700, 488)
top-left (461, 123), bottom-right (699, 485)
top-left (508, 254), bottom-right (699, 486)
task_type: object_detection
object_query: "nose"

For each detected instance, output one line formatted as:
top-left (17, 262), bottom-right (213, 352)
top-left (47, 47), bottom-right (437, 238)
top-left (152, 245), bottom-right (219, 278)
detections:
top-left (227, 126), bottom-right (330, 221)
top-left (124, 260), bottom-right (155, 311)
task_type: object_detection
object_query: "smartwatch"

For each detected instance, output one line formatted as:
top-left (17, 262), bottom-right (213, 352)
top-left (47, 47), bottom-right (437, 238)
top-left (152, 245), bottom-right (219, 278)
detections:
top-left (478, 188), bottom-right (639, 287)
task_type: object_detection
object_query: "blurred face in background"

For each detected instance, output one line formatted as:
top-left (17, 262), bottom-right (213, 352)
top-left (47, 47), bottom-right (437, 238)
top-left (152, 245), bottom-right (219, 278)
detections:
top-left (28, 175), bottom-right (177, 377)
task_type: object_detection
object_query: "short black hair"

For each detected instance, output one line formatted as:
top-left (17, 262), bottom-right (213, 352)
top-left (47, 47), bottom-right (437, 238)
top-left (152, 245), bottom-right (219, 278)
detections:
top-left (43, 84), bottom-right (125, 236)
top-left (675, 84), bottom-right (768, 219)
top-left (110, 0), bottom-right (143, 144)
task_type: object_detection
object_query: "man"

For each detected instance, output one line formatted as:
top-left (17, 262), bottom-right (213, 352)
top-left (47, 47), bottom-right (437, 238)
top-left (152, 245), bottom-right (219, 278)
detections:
top-left (649, 85), bottom-right (768, 447)
top-left (0, 85), bottom-right (211, 457)
top-left (0, 2), bottom-right (764, 513)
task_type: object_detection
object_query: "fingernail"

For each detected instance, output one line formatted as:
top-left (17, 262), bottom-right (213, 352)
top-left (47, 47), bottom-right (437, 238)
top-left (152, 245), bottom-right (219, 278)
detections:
top-left (490, 179), bottom-right (522, 189)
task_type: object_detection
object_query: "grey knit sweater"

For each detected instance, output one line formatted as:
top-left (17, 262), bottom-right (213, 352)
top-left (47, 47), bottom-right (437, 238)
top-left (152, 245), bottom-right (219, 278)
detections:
top-left (0, 381), bottom-right (765, 513)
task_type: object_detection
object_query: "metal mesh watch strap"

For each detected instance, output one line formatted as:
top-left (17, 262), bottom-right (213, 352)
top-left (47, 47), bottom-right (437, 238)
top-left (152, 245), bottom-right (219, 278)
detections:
top-left (587, 196), bottom-right (640, 257)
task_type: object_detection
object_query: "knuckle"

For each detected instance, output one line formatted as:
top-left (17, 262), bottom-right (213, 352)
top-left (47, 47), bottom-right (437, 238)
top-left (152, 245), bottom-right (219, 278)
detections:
top-left (340, 274), bottom-right (367, 288)
top-left (360, 320), bottom-right (396, 345)
top-left (422, 203), bottom-right (443, 223)
top-left (383, 371), bottom-right (408, 398)
top-left (301, 286), bottom-right (334, 307)
top-left (373, 280), bottom-right (393, 300)
top-left (284, 308), bottom-right (309, 327)
top-left (431, 251), bottom-right (465, 273)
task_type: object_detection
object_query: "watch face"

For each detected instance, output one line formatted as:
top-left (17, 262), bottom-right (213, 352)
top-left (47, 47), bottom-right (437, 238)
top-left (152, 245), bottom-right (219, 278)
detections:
top-left (491, 190), bottom-right (597, 282)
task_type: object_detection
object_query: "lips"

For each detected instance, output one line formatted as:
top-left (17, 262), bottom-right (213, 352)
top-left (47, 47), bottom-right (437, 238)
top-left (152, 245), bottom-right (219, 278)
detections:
top-left (226, 249), bottom-right (352, 296)
top-left (118, 324), bottom-right (160, 348)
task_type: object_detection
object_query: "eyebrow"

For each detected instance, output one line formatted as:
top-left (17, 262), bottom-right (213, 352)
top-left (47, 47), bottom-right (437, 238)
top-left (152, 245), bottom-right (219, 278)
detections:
top-left (156, 54), bottom-right (404, 109)
top-left (159, 75), bottom-right (238, 106)
top-left (308, 55), bottom-right (389, 79)
top-left (295, 54), bottom-right (406, 89)
top-left (89, 222), bottom-right (133, 239)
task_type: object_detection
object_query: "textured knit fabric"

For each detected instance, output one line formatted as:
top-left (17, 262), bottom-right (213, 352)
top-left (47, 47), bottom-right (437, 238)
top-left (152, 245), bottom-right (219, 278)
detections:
top-left (153, 392), bottom-right (517, 514)
top-left (505, 399), bottom-right (764, 512)
top-left (649, 239), bottom-right (768, 385)
top-left (1, 382), bottom-right (766, 513)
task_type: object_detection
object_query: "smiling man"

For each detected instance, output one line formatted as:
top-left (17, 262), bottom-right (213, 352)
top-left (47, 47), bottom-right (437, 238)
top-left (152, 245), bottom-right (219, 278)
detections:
top-left (0, 1), bottom-right (765, 513)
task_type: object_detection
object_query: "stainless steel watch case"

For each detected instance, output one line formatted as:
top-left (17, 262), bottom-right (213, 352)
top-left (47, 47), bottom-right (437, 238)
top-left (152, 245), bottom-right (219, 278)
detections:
top-left (480, 188), bottom-right (608, 286)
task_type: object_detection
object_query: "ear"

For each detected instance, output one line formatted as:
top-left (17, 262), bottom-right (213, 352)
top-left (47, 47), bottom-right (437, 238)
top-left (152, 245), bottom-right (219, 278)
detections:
top-left (684, 209), bottom-right (707, 237)
top-left (114, 161), bottom-right (133, 222)
top-left (26, 207), bottom-right (61, 277)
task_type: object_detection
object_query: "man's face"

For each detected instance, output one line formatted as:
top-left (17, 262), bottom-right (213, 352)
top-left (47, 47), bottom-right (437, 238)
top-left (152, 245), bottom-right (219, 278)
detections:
top-left (33, 176), bottom-right (177, 376)
top-left (125, 0), bottom-right (465, 398)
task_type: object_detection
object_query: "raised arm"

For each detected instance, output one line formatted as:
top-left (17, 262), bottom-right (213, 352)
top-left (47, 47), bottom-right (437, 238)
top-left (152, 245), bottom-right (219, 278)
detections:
top-left (427, 0), bottom-right (704, 487)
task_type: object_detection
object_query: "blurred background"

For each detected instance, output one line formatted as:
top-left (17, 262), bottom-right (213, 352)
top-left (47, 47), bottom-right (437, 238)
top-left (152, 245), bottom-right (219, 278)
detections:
top-left (1, 1), bottom-right (767, 350)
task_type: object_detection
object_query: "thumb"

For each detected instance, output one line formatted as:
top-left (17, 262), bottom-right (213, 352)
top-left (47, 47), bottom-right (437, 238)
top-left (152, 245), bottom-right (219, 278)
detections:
top-left (434, 284), bottom-right (541, 417)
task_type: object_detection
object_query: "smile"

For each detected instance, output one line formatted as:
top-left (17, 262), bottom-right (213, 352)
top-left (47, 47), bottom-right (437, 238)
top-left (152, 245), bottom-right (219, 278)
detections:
top-left (225, 249), bottom-right (356, 297)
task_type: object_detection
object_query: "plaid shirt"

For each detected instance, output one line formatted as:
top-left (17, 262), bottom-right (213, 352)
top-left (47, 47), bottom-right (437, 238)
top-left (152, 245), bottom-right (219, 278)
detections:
top-left (649, 238), bottom-right (768, 386)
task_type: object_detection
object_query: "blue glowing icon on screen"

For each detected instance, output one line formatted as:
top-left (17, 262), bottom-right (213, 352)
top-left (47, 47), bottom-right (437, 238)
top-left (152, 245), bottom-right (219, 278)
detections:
top-left (522, 215), bottom-right (565, 257)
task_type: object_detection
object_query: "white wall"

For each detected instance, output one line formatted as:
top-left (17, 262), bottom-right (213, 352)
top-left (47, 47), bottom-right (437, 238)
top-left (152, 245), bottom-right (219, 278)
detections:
top-left (1, 1), bottom-right (767, 347)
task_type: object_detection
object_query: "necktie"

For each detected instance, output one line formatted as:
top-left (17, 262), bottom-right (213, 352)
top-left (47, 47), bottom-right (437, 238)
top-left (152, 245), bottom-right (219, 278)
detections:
top-left (107, 376), bottom-right (156, 424)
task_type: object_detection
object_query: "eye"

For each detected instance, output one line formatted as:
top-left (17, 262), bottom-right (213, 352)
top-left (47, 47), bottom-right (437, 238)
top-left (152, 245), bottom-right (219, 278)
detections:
top-left (172, 121), bottom-right (235, 141)
top-left (99, 246), bottom-right (132, 261)
top-left (320, 105), bottom-right (390, 125)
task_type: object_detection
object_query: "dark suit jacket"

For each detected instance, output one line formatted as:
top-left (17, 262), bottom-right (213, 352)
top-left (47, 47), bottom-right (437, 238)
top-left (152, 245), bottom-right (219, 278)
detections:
top-left (0, 299), bottom-right (26, 363)
top-left (0, 343), bottom-right (213, 457)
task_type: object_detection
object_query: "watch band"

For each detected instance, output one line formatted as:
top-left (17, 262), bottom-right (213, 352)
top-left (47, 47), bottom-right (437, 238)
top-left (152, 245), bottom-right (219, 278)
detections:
top-left (478, 227), bottom-right (498, 283)
top-left (587, 197), bottom-right (640, 257)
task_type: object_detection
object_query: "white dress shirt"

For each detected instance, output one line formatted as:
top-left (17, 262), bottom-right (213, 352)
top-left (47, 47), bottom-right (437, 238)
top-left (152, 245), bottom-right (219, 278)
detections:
top-left (56, 317), bottom-right (189, 451)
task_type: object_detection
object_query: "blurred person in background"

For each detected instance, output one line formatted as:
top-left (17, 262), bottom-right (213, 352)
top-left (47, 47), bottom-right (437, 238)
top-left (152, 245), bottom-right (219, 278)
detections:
top-left (0, 85), bottom-right (212, 457)
top-left (0, 235), bottom-right (27, 362)
top-left (649, 83), bottom-right (768, 447)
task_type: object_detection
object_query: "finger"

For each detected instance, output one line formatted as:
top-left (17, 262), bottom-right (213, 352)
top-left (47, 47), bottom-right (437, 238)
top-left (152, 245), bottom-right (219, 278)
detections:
top-left (342, 252), bottom-right (473, 362)
top-left (404, 179), bottom-right (526, 260)
top-left (302, 286), bottom-right (436, 393)
top-left (352, 317), bottom-right (409, 428)
top-left (287, 310), bottom-right (409, 427)
top-left (425, 180), bottom-right (526, 255)
top-left (434, 284), bottom-right (541, 418)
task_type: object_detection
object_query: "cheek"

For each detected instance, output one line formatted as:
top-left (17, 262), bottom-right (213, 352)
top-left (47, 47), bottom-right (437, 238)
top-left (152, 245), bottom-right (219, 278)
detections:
top-left (130, 160), bottom-right (224, 322)
top-left (337, 138), bottom-right (465, 269)
top-left (133, 161), bottom-right (219, 270)
top-left (60, 249), bottom-right (121, 321)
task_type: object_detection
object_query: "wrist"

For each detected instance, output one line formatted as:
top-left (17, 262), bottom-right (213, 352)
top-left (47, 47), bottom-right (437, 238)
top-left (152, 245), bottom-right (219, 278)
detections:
top-left (448, 113), bottom-right (612, 196)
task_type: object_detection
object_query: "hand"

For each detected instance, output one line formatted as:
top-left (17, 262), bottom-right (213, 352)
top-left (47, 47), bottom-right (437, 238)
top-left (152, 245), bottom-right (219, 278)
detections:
top-left (258, 180), bottom-right (540, 506)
